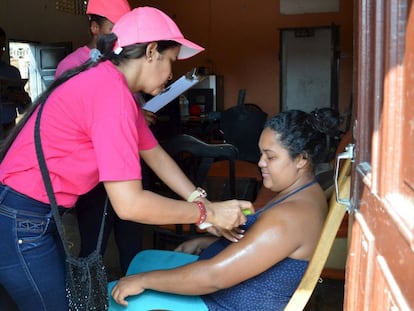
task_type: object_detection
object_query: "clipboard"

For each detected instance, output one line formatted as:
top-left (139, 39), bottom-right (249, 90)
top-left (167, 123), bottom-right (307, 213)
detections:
top-left (142, 68), bottom-right (206, 113)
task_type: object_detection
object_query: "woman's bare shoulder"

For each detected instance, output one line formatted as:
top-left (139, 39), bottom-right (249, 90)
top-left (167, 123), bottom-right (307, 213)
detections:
top-left (254, 189), bottom-right (327, 252)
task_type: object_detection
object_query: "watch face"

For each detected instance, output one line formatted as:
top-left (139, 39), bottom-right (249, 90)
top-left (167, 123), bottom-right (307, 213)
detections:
top-left (197, 187), bottom-right (207, 197)
top-left (188, 187), bottom-right (208, 202)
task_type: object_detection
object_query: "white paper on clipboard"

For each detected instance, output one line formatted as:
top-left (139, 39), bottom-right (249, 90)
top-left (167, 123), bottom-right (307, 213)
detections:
top-left (142, 68), bottom-right (206, 113)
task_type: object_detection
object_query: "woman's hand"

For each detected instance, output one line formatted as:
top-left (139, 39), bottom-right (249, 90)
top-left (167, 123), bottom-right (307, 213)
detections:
top-left (211, 227), bottom-right (245, 243)
top-left (174, 236), bottom-right (217, 255)
top-left (111, 275), bottom-right (145, 306)
top-left (205, 200), bottom-right (253, 230)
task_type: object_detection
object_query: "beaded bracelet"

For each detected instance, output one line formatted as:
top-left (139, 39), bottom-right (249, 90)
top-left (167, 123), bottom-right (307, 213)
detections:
top-left (194, 201), bottom-right (207, 225)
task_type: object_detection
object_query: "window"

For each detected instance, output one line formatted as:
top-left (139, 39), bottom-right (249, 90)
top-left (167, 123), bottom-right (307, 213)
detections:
top-left (55, 0), bottom-right (87, 15)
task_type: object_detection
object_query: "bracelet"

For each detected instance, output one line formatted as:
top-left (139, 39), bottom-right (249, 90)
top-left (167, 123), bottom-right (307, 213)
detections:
top-left (194, 201), bottom-right (207, 225)
top-left (187, 187), bottom-right (207, 202)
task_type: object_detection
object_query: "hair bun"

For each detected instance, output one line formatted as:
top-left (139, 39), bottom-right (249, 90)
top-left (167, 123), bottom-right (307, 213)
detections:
top-left (309, 108), bottom-right (340, 137)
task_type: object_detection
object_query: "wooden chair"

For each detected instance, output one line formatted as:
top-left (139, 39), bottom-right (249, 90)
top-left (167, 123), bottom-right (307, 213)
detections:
top-left (284, 158), bottom-right (351, 311)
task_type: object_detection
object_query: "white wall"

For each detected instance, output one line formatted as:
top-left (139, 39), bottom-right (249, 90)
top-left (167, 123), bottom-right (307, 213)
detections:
top-left (0, 0), bottom-right (89, 51)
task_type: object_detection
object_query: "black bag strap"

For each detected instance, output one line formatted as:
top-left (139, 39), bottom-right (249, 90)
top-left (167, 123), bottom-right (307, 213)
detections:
top-left (34, 100), bottom-right (107, 256)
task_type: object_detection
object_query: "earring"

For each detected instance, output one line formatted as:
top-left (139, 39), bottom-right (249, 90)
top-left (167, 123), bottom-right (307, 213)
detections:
top-left (148, 56), bottom-right (152, 62)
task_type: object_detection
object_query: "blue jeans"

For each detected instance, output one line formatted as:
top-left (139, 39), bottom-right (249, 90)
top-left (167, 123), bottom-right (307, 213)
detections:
top-left (0, 184), bottom-right (68, 311)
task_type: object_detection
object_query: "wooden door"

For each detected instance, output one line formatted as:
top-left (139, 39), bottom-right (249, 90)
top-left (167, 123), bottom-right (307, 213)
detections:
top-left (344, 0), bottom-right (414, 310)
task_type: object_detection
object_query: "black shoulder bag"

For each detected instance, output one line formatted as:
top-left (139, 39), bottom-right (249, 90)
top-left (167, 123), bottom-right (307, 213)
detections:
top-left (34, 100), bottom-right (109, 311)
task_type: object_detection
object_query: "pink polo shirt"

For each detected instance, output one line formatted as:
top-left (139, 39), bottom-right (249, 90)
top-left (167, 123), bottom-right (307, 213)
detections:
top-left (55, 46), bottom-right (90, 78)
top-left (0, 61), bottom-right (158, 207)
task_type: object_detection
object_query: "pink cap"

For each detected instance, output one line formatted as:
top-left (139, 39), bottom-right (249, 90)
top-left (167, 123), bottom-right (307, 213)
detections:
top-left (86, 0), bottom-right (131, 24)
top-left (112, 6), bottom-right (204, 60)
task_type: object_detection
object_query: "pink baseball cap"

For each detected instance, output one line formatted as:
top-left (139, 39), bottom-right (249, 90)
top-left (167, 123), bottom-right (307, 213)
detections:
top-left (86, 0), bottom-right (131, 24)
top-left (112, 6), bottom-right (205, 60)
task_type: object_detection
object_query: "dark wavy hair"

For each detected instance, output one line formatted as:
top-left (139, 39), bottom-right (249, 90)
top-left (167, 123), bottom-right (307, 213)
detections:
top-left (88, 14), bottom-right (109, 27)
top-left (0, 33), bottom-right (180, 160)
top-left (264, 109), bottom-right (341, 167)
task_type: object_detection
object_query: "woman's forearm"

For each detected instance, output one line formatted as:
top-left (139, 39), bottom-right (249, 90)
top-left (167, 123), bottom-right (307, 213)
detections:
top-left (111, 260), bottom-right (223, 306)
top-left (140, 260), bottom-right (223, 295)
top-left (104, 180), bottom-right (249, 230)
top-left (105, 180), bottom-right (201, 224)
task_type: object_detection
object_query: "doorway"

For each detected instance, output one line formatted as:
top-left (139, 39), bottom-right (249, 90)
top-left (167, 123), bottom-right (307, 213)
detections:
top-left (9, 40), bottom-right (71, 102)
top-left (280, 25), bottom-right (339, 112)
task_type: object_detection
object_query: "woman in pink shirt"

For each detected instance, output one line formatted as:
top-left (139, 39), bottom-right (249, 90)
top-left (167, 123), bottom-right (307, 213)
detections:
top-left (0, 7), bottom-right (251, 311)
top-left (54, 0), bottom-right (156, 277)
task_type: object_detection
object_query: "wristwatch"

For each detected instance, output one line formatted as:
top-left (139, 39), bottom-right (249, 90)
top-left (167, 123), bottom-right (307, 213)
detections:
top-left (187, 187), bottom-right (207, 202)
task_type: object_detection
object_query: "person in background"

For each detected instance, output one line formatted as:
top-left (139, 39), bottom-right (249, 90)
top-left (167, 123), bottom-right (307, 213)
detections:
top-left (55, 0), bottom-right (130, 78)
top-left (0, 27), bottom-right (30, 139)
top-left (110, 109), bottom-right (339, 311)
top-left (0, 7), bottom-right (252, 311)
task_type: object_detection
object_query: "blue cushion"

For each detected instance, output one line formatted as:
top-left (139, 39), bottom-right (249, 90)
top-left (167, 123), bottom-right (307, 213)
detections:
top-left (108, 249), bottom-right (208, 311)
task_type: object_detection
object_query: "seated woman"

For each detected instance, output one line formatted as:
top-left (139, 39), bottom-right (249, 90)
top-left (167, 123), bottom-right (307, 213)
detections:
top-left (110, 109), bottom-right (339, 311)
